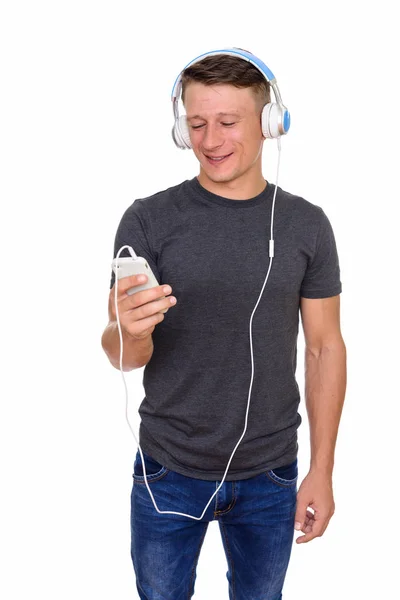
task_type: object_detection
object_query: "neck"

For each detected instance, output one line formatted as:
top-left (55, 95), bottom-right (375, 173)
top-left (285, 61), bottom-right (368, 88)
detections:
top-left (197, 170), bottom-right (267, 200)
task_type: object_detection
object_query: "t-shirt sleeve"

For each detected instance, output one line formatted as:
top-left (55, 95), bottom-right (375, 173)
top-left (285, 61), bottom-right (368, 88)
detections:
top-left (109, 199), bottom-right (161, 289)
top-left (300, 207), bottom-right (342, 299)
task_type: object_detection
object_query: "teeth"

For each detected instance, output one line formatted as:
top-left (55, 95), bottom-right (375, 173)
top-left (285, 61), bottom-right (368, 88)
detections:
top-left (209, 156), bottom-right (226, 161)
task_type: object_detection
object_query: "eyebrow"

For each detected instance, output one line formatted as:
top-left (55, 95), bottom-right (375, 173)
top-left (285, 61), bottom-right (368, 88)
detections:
top-left (186, 112), bottom-right (241, 121)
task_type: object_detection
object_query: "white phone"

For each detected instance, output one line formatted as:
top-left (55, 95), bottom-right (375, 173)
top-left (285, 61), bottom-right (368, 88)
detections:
top-left (111, 256), bottom-right (168, 313)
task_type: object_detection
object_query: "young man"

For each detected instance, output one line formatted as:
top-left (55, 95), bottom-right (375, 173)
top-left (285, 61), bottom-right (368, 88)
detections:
top-left (101, 51), bottom-right (347, 600)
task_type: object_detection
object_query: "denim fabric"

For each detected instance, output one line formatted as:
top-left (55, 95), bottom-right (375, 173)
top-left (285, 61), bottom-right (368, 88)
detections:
top-left (130, 450), bottom-right (298, 600)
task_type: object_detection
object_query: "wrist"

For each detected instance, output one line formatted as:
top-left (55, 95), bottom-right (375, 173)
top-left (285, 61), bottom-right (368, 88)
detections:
top-left (309, 460), bottom-right (334, 477)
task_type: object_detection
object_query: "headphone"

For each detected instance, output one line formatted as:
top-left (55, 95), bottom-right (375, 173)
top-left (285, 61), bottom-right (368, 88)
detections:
top-left (171, 47), bottom-right (291, 150)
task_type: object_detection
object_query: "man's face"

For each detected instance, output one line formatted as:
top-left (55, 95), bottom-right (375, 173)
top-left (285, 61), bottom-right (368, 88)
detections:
top-left (183, 82), bottom-right (265, 187)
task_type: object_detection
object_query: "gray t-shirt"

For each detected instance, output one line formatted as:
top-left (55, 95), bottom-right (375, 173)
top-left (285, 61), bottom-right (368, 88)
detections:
top-left (109, 176), bottom-right (342, 481)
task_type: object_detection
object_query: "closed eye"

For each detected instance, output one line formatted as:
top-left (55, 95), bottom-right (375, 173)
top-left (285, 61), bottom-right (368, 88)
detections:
top-left (191, 122), bottom-right (235, 130)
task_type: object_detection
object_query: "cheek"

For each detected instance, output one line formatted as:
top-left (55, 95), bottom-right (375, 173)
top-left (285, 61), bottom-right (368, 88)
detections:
top-left (191, 133), bottom-right (204, 152)
top-left (248, 125), bottom-right (264, 151)
top-left (232, 126), bottom-right (259, 148)
top-left (234, 134), bottom-right (260, 158)
top-left (190, 136), bottom-right (201, 155)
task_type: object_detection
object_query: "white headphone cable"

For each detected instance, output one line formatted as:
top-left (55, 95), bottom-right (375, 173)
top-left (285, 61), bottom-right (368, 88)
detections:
top-left (114, 136), bottom-right (282, 520)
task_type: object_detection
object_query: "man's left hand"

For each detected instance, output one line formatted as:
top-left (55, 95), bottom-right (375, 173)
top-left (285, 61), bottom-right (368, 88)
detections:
top-left (294, 469), bottom-right (335, 544)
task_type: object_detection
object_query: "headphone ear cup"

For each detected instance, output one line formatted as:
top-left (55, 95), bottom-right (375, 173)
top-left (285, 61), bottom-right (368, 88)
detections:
top-left (172, 115), bottom-right (192, 149)
top-left (178, 115), bottom-right (191, 149)
top-left (261, 103), bottom-right (284, 139)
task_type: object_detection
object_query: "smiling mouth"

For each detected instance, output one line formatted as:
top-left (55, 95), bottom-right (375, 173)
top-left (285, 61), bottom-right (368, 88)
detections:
top-left (205, 153), bottom-right (233, 164)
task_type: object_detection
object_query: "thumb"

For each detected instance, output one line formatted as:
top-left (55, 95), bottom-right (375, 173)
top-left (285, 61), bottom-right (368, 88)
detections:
top-left (294, 500), bottom-right (308, 530)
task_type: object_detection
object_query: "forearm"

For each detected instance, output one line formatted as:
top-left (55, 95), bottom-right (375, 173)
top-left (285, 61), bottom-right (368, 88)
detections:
top-left (101, 321), bottom-right (154, 371)
top-left (304, 342), bottom-right (347, 475)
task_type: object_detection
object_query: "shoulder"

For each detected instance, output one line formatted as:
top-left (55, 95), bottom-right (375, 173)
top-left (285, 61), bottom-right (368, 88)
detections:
top-left (126, 179), bottom-right (190, 214)
top-left (275, 184), bottom-right (325, 220)
top-left (275, 184), bottom-right (333, 241)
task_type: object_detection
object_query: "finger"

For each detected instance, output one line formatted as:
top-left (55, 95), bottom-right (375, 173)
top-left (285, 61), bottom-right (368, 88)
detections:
top-left (304, 509), bottom-right (314, 520)
top-left (294, 500), bottom-right (310, 531)
top-left (301, 517), bottom-right (313, 534)
top-left (116, 274), bottom-right (149, 295)
top-left (130, 284), bottom-right (172, 308)
top-left (319, 517), bottom-right (332, 537)
top-left (303, 509), bottom-right (315, 527)
top-left (126, 311), bottom-right (166, 339)
top-left (133, 294), bottom-right (176, 321)
top-left (296, 519), bottom-right (326, 544)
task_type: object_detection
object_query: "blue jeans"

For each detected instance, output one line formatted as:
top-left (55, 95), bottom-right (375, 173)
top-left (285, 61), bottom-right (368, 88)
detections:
top-left (130, 450), bottom-right (298, 600)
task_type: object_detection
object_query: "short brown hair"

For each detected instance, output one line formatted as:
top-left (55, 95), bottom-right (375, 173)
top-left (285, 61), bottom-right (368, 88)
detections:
top-left (181, 52), bottom-right (271, 112)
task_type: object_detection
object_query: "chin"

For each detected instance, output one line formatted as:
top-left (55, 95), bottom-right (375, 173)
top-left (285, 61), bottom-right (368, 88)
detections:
top-left (210, 173), bottom-right (236, 183)
top-left (203, 164), bottom-right (242, 183)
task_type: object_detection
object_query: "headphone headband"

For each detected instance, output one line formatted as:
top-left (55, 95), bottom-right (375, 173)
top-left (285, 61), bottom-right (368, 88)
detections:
top-left (171, 47), bottom-right (277, 101)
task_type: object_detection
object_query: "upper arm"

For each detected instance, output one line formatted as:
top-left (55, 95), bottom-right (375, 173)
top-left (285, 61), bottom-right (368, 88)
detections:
top-left (299, 294), bottom-right (344, 354)
top-left (299, 207), bottom-right (342, 300)
top-left (108, 288), bottom-right (115, 322)
top-left (109, 200), bottom-right (161, 290)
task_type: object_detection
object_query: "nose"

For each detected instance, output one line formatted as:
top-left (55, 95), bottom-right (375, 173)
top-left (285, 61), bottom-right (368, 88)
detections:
top-left (201, 124), bottom-right (224, 151)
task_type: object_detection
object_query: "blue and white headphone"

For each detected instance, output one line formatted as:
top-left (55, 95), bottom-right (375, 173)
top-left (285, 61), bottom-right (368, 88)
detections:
top-left (171, 47), bottom-right (291, 150)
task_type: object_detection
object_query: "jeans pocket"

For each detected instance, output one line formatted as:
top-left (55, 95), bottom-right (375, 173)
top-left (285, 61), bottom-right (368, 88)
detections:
top-left (133, 450), bottom-right (169, 483)
top-left (266, 458), bottom-right (298, 487)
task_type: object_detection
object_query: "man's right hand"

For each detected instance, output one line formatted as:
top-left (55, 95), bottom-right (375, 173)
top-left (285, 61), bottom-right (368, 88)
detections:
top-left (109, 274), bottom-right (177, 340)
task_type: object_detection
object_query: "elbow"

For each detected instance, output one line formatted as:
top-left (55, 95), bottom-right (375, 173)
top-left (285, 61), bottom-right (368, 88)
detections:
top-left (306, 338), bottom-right (346, 359)
top-left (111, 361), bottom-right (136, 372)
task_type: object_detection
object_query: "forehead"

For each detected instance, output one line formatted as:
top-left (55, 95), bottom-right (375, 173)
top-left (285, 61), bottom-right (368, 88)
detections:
top-left (184, 82), bottom-right (256, 118)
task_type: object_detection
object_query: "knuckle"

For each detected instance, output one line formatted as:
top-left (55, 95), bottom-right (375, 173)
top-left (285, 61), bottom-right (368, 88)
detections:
top-left (129, 295), bottom-right (139, 310)
top-left (137, 304), bottom-right (149, 319)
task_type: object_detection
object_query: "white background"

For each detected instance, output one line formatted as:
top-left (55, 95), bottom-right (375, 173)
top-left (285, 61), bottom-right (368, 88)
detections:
top-left (1, 1), bottom-right (399, 598)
